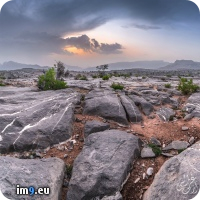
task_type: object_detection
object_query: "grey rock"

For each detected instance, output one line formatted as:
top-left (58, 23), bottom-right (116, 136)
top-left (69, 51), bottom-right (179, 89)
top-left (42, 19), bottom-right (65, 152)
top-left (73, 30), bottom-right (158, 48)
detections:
top-left (143, 141), bottom-right (200, 200)
top-left (141, 147), bottom-right (156, 158)
top-left (150, 137), bottom-right (161, 146)
top-left (183, 93), bottom-right (200, 120)
top-left (120, 94), bottom-right (142, 123)
top-left (84, 120), bottom-right (110, 138)
top-left (161, 152), bottom-right (174, 157)
top-left (0, 87), bottom-right (80, 153)
top-left (129, 95), bottom-right (154, 116)
top-left (189, 137), bottom-right (195, 145)
top-left (146, 167), bottom-right (154, 176)
top-left (0, 156), bottom-right (65, 200)
top-left (156, 107), bottom-right (175, 121)
top-left (163, 140), bottom-right (189, 151)
top-left (83, 89), bottom-right (129, 125)
top-left (67, 130), bottom-right (142, 200)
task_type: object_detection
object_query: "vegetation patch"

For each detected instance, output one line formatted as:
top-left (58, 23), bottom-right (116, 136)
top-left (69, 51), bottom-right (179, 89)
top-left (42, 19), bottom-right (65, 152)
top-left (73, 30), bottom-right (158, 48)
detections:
top-left (178, 77), bottom-right (199, 95)
top-left (165, 83), bottom-right (171, 88)
top-left (38, 68), bottom-right (67, 90)
top-left (148, 143), bottom-right (162, 156)
top-left (111, 82), bottom-right (124, 90)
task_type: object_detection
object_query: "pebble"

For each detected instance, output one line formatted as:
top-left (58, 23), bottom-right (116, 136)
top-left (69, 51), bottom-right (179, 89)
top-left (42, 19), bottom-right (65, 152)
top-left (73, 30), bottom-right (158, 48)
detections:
top-left (134, 177), bottom-right (140, 183)
top-left (189, 137), bottom-right (195, 145)
top-left (147, 167), bottom-right (154, 176)
top-left (64, 154), bottom-right (68, 159)
top-left (143, 173), bottom-right (146, 180)
top-left (182, 126), bottom-right (189, 131)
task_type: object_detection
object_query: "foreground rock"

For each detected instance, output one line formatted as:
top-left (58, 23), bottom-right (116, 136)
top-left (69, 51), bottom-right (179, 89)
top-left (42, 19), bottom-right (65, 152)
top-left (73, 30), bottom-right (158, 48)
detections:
top-left (120, 94), bottom-right (142, 123)
top-left (67, 130), bottom-right (142, 200)
top-left (0, 156), bottom-right (65, 200)
top-left (129, 95), bottom-right (154, 116)
top-left (84, 120), bottom-right (110, 138)
top-left (183, 93), bottom-right (200, 120)
top-left (156, 107), bottom-right (175, 121)
top-left (83, 89), bottom-right (129, 125)
top-left (143, 142), bottom-right (200, 200)
top-left (0, 87), bottom-right (80, 153)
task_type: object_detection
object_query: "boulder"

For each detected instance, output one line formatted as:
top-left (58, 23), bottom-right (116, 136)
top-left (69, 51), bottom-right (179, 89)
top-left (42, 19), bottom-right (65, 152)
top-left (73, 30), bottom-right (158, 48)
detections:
top-left (67, 130), bottom-right (142, 200)
top-left (156, 107), bottom-right (175, 121)
top-left (129, 95), bottom-right (154, 116)
top-left (183, 93), bottom-right (200, 120)
top-left (143, 141), bottom-right (200, 200)
top-left (120, 94), bottom-right (142, 123)
top-left (84, 120), bottom-right (110, 138)
top-left (0, 156), bottom-right (65, 200)
top-left (0, 87), bottom-right (80, 153)
top-left (83, 89), bottom-right (129, 125)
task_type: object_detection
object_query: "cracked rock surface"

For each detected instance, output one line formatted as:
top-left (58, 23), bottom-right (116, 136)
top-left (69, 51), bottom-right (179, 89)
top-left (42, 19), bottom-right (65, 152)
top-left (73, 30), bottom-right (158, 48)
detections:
top-left (0, 87), bottom-right (80, 153)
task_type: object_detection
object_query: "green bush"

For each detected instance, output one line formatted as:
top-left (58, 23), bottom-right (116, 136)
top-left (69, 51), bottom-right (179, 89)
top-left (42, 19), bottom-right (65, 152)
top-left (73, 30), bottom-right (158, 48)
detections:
top-left (148, 143), bottom-right (162, 156)
top-left (178, 77), bottom-right (199, 95)
top-left (102, 75), bottom-right (110, 80)
top-left (92, 75), bottom-right (98, 78)
top-left (165, 83), bottom-right (171, 88)
top-left (0, 83), bottom-right (5, 86)
top-left (111, 83), bottom-right (124, 90)
top-left (38, 68), bottom-right (67, 90)
top-left (142, 76), bottom-right (146, 79)
top-left (75, 74), bottom-right (88, 80)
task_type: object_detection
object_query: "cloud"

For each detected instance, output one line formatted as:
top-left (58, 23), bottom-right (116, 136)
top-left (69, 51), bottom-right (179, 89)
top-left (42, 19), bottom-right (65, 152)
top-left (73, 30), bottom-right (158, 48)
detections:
top-left (123, 23), bottom-right (161, 30)
top-left (65, 35), bottom-right (123, 54)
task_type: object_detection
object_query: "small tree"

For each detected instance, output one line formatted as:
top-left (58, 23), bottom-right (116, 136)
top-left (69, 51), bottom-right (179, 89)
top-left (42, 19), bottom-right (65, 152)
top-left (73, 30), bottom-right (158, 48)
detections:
top-left (178, 77), bottom-right (199, 95)
top-left (55, 61), bottom-right (65, 80)
top-left (96, 64), bottom-right (108, 77)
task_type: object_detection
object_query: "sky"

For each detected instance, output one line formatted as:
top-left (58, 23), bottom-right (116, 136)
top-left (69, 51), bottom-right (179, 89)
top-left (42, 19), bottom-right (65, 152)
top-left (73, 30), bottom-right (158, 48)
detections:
top-left (0, 0), bottom-right (200, 68)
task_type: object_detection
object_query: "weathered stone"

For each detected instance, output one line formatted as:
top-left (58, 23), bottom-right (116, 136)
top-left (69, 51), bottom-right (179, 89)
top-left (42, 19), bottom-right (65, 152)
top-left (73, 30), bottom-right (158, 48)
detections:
top-left (150, 137), bottom-right (161, 147)
top-left (120, 94), bottom-right (142, 123)
top-left (0, 87), bottom-right (80, 153)
top-left (143, 142), bottom-right (200, 200)
top-left (84, 120), bottom-right (110, 138)
top-left (0, 156), bottom-right (65, 200)
top-left (163, 140), bottom-right (189, 151)
top-left (156, 107), bottom-right (175, 121)
top-left (67, 130), bottom-right (142, 200)
top-left (101, 192), bottom-right (123, 200)
top-left (146, 167), bottom-right (154, 176)
top-left (141, 147), bottom-right (156, 158)
top-left (129, 95), bottom-right (154, 116)
top-left (83, 89), bottom-right (129, 125)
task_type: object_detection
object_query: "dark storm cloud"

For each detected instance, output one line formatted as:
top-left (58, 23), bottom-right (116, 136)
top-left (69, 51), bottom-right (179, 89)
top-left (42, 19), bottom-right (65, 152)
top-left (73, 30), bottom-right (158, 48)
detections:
top-left (0, 0), bottom-right (199, 58)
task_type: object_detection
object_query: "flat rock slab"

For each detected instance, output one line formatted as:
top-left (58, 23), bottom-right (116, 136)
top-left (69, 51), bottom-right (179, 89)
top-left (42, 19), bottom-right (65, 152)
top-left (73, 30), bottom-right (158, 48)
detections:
top-left (0, 87), bottom-right (80, 153)
top-left (143, 142), bottom-right (200, 200)
top-left (120, 94), bottom-right (142, 123)
top-left (0, 156), bottom-right (65, 200)
top-left (156, 107), bottom-right (175, 121)
top-left (84, 120), bottom-right (110, 138)
top-left (83, 89), bottom-right (128, 125)
top-left (67, 130), bottom-right (142, 200)
top-left (163, 140), bottom-right (189, 151)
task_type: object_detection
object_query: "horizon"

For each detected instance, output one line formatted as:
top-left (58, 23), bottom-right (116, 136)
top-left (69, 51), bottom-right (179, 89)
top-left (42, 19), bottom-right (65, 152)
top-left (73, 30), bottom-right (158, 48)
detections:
top-left (0, 0), bottom-right (200, 68)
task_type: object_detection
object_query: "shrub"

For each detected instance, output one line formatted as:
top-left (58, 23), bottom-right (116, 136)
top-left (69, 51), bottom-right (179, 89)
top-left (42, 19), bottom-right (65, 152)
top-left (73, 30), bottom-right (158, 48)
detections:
top-left (111, 83), bottom-right (124, 90)
top-left (102, 75), bottom-right (110, 80)
top-left (142, 76), bottom-right (146, 79)
top-left (66, 165), bottom-right (73, 179)
top-left (178, 77), bottom-right (199, 95)
top-left (166, 74), bottom-right (172, 77)
top-left (38, 68), bottom-right (67, 90)
top-left (148, 143), bottom-right (162, 156)
top-left (165, 83), bottom-right (171, 88)
top-left (79, 75), bottom-right (88, 80)
top-left (0, 82), bottom-right (5, 86)
top-left (92, 75), bottom-right (98, 78)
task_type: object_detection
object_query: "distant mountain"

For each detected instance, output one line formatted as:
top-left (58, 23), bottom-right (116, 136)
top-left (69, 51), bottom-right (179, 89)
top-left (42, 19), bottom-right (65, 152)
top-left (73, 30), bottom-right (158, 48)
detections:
top-left (0, 61), bottom-right (49, 71)
top-left (85, 61), bottom-right (170, 71)
top-left (64, 64), bottom-right (83, 71)
top-left (159, 60), bottom-right (200, 70)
